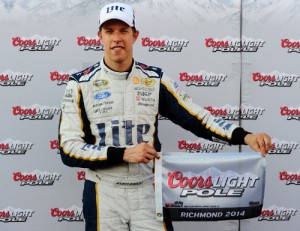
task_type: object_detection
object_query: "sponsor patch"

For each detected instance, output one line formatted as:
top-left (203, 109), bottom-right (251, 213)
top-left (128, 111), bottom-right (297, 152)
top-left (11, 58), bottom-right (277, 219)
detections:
top-left (141, 78), bottom-right (155, 87)
top-left (93, 79), bottom-right (109, 88)
top-left (133, 76), bottom-right (140, 84)
top-left (94, 91), bottom-right (111, 100)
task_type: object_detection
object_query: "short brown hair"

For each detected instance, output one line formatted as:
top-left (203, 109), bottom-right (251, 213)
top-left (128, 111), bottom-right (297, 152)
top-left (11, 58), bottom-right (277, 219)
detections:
top-left (99, 25), bottom-right (137, 33)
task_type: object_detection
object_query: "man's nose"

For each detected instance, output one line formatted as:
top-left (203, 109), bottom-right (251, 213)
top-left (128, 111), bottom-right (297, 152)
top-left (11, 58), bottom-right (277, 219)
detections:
top-left (112, 33), bottom-right (121, 43)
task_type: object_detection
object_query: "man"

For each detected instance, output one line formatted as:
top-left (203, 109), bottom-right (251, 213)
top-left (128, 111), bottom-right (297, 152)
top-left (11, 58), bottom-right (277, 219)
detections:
top-left (59, 2), bottom-right (271, 231)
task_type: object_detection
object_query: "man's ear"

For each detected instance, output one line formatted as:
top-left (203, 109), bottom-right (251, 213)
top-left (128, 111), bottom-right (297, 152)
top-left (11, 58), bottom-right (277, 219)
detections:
top-left (133, 30), bottom-right (139, 43)
top-left (98, 31), bottom-right (102, 40)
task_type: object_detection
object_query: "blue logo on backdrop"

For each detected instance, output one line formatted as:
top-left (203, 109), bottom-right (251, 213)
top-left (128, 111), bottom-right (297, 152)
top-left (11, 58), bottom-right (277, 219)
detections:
top-left (94, 92), bottom-right (111, 100)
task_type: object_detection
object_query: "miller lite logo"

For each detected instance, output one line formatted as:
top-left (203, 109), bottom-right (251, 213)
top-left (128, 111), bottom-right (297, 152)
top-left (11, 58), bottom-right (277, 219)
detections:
top-left (101, 3), bottom-right (135, 27)
top-left (105, 5), bottom-right (125, 13)
top-left (82, 119), bottom-right (151, 147)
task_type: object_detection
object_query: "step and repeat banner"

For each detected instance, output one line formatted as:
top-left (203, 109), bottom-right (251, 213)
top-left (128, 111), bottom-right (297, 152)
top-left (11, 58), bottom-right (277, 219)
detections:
top-left (0, 0), bottom-right (299, 231)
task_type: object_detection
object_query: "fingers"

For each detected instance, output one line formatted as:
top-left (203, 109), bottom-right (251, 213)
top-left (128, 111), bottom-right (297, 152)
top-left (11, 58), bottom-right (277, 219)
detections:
top-left (257, 133), bottom-right (272, 156)
top-left (264, 134), bottom-right (272, 151)
top-left (256, 136), bottom-right (267, 156)
top-left (247, 133), bottom-right (272, 157)
top-left (143, 144), bottom-right (160, 163)
top-left (144, 144), bottom-right (158, 156)
top-left (123, 142), bottom-right (159, 164)
top-left (252, 133), bottom-right (272, 157)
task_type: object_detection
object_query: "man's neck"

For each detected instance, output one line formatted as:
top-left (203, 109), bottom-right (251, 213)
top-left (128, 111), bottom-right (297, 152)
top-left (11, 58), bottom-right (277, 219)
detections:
top-left (103, 58), bottom-right (133, 72)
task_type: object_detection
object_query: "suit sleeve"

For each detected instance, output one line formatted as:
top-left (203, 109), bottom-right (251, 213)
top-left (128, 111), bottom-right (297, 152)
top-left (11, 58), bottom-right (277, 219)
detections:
top-left (58, 78), bottom-right (125, 169)
top-left (159, 74), bottom-right (250, 145)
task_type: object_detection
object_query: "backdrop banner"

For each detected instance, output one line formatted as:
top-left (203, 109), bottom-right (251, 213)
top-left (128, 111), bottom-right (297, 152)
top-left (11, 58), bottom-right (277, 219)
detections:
top-left (155, 152), bottom-right (266, 221)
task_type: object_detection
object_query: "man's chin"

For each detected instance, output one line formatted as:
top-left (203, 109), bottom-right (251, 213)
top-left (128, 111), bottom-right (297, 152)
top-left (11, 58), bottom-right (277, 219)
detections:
top-left (112, 57), bottom-right (127, 64)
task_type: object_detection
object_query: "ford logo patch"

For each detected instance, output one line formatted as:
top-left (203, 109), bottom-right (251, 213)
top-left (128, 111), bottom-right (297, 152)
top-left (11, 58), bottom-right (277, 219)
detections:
top-left (94, 91), bottom-right (111, 100)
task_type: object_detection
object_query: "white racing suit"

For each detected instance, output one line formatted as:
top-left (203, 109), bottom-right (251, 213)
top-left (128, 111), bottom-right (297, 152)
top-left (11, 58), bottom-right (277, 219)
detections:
top-left (59, 59), bottom-right (250, 231)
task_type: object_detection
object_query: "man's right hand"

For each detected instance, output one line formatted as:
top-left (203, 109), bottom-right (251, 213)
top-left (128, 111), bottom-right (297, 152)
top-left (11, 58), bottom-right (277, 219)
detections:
top-left (123, 143), bottom-right (160, 164)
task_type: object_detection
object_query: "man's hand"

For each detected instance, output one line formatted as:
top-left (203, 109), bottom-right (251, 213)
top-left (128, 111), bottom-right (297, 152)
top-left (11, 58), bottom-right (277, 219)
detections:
top-left (244, 133), bottom-right (272, 157)
top-left (123, 142), bottom-right (160, 164)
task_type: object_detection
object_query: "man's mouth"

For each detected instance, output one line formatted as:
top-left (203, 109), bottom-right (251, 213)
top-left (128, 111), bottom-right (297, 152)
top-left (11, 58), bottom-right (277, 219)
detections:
top-left (111, 46), bottom-right (124, 50)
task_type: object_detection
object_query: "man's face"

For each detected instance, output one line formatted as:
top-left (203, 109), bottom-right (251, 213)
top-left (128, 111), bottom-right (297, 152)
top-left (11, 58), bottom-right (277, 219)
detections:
top-left (98, 19), bottom-right (139, 70)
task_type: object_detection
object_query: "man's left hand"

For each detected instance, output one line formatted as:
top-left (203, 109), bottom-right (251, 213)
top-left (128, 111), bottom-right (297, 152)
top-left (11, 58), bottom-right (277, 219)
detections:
top-left (244, 133), bottom-right (272, 157)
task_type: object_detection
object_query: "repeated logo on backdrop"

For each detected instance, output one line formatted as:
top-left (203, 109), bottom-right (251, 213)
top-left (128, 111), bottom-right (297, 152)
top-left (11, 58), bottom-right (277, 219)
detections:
top-left (281, 39), bottom-right (300, 53)
top-left (258, 206), bottom-right (297, 221)
top-left (12, 104), bottom-right (61, 120)
top-left (50, 206), bottom-right (84, 222)
top-left (204, 104), bottom-right (265, 120)
top-left (252, 71), bottom-right (299, 87)
top-left (280, 106), bottom-right (300, 120)
top-left (205, 36), bottom-right (265, 52)
top-left (77, 36), bottom-right (103, 51)
top-left (12, 35), bottom-right (61, 51)
top-left (279, 170), bottom-right (300, 185)
top-left (50, 139), bottom-right (60, 154)
top-left (179, 71), bottom-right (228, 87)
top-left (50, 70), bottom-right (77, 85)
top-left (13, 170), bottom-right (61, 186)
top-left (0, 139), bottom-right (33, 155)
top-left (159, 105), bottom-right (266, 121)
top-left (0, 70), bottom-right (33, 86)
top-left (269, 138), bottom-right (298, 155)
top-left (141, 36), bottom-right (189, 52)
top-left (0, 207), bottom-right (34, 222)
top-left (177, 139), bottom-right (225, 153)
top-left (77, 171), bottom-right (86, 181)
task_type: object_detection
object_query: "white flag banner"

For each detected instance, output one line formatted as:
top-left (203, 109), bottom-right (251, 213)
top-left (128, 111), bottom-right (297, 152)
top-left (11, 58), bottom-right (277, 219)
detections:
top-left (155, 152), bottom-right (266, 221)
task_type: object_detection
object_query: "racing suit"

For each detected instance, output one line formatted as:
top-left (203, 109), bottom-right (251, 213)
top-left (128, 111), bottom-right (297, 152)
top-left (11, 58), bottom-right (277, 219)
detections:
top-left (59, 59), bottom-right (250, 231)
